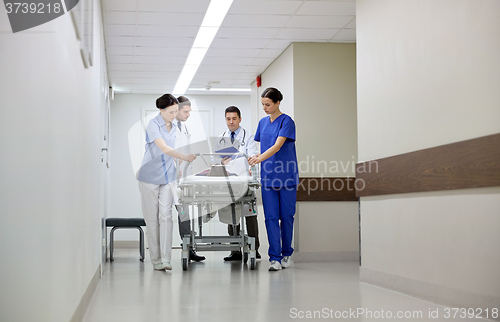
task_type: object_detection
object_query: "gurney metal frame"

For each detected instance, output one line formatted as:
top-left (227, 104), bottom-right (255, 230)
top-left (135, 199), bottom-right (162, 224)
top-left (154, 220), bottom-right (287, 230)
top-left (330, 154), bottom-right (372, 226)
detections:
top-left (177, 153), bottom-right (260, 271)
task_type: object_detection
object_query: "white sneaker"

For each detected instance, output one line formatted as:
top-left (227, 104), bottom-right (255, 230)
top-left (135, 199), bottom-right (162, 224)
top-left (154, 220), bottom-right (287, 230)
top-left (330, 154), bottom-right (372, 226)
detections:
top-left (281, 256), bottom-right (291, 269)
top-left (153, 263), bottom-right (166, 270)
top-left (268, 260), bottom-right (282, 271)
top-left (153, 262), bottom-right (172, 270)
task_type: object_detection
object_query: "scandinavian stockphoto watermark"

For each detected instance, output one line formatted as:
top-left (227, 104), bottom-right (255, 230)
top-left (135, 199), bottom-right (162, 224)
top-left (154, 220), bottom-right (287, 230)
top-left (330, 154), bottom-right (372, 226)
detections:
top-left (259, 155), bottom-right (378, 194)
top-left (3, 0), bottom-right (78, 32)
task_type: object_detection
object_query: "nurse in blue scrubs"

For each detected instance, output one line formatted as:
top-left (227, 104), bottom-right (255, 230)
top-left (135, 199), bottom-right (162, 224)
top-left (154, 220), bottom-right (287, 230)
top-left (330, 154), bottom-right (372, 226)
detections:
top-left (248, 87), bottom-right (298, 271)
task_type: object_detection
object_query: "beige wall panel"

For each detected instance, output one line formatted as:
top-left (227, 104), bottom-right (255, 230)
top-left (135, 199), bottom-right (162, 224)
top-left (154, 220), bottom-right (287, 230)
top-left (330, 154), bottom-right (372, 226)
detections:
top-left (294, 43), bottom-right (358, 177)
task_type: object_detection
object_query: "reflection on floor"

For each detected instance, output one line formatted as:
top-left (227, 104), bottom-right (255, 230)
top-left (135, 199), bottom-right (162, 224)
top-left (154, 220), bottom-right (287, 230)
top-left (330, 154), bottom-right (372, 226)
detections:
top-left (82, 248), bottom-right (494, 322)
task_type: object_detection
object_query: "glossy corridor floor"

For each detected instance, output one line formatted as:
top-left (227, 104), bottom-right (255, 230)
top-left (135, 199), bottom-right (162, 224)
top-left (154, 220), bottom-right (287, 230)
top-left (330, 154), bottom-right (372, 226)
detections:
top-left (83, 248), bottom-right (495, 322)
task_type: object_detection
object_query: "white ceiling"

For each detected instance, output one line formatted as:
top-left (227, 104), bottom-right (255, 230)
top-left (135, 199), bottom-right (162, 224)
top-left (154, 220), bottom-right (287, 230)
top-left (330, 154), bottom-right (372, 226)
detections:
top-left (102, 0), bottom-right (356, 95)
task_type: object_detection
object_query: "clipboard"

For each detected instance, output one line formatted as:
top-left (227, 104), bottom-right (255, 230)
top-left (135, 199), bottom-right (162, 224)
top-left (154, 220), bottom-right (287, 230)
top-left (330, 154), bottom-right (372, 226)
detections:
top-left (215, 146), bottom-right (239, 159)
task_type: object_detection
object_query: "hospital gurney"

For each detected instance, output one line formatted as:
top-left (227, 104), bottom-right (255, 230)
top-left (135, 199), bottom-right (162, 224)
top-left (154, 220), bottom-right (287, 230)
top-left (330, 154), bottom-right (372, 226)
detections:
top-left (177, 153), bottom-right (260, 271)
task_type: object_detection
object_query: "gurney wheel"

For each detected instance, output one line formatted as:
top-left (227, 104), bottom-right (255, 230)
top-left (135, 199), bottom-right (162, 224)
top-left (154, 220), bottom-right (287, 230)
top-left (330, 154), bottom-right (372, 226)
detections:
top-left (250, 258), bottom-right (255, 270)
top-left (182, 258), bottom-right (188, 271)
top-left (243, 252), bottom-right (248, 263)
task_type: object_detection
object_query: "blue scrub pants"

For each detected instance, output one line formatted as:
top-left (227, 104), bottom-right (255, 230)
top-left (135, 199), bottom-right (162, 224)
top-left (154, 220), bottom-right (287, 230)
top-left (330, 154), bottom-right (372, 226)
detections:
top-left (261, 185), bottom-right (297, 262)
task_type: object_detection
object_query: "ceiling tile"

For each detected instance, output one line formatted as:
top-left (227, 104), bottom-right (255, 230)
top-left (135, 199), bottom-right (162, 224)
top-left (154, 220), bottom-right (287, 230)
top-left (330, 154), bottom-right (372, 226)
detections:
top-left (133, 46), bottom-right (190, 56)
top-left (102, 0), bottom-right (357, 95)
top-left (134, 37), bottom-right (194, 47)
top-left (133, 71), bottom-right (181, 78)
top-left (138, 0), bottom-right (209, 13)
top-left (286, 15), bottom-right (353, 29)
top-left (110, 77), bottom-right (134, 83)
top-left (222, 14), bottom-right (290, 28)
top-left (132, 77), bottom-right (177, 83)
top-left (106, 24), bottom-right (137, 36)
top-left (251, 57), bottom-right (276, 66)
top-left (277, 28), bottom-right (338, 40)
top-left (243, 65), bottom-right (268, 73)
top-left (232, 79), bottom-right (255, 85)
top-left (237, 72), bottom-right (262, 81)
top-left (132, 83), bottom-right (174, 90)
top-left (211, 38), bottom-right (270, 49)
top-left (195, 72), bottom-right (244, 79)
top-left (132, 63), bottom-right (182, 72)
top-left (197, 65), bottom-right (248, 73)
top-left (106, 36), bottom-right (135, 47)
top-left (104, 12), bottom-right (137, 25)
top-left (135, 25), bottom-right (199, 38)
top-left (257, 48), bottom-right (285, 57)
top-left (110, 71), bottom-right (135, 78)
top-left (104, 0), bottom-right (137, 11)
top-left (202, 57), bottom-right (256, 65)
top-left (296, 1), bottom-right (356, 16)
top-left (108, 55), bottom-right (135, 64)
top-left (106, 46), bottom-right (135, 55)
top-left (205, 48), bottom-right (264, 58)
top-left (109, 63), bottom-right (135, 71)
top-left (265, 39), bottom-right (291, 49)
top-left (135, 12), bottom-right (204, 26)
top-left (134, 55), bottom-right (186, 64)
top-left (345, 18), bottom-right (356, 29)
top-left (229, 1), bottom-right (302, 15)
top-left (331, 28), bottom-right (356, 41)
top-left (217, 27), bottom-right (280, 39)
top-left (130, 89), bottom-right (166, 94)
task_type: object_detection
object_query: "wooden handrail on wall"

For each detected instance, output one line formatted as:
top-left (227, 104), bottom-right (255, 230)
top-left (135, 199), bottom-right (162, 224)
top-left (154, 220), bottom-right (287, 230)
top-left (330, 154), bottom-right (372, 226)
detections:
top-left (297, 177), bottom-right (358, 201)
top-left (355, 133), bottom-right (500, 197)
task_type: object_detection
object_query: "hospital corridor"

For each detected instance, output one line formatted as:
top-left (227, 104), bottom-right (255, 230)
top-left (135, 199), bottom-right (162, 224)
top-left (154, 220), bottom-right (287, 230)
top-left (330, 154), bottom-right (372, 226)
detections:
top-left (0, 0), bottom-right (499, 322)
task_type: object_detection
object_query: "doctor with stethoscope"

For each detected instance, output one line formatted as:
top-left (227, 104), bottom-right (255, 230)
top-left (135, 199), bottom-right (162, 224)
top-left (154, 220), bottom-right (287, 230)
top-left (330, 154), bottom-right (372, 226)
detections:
top-left (218, 107), bottom-right (258, 176)
top-left (217, 106), bottom-right (261, 261)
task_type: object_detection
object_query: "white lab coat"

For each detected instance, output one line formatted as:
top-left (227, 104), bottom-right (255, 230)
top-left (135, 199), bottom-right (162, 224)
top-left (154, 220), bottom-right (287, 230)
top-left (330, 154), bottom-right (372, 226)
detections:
top-left (173, 120), bottom-right (191, 216)
top-left (174, 119), bottom-right (192, 173)
top-left (217, 127), bottom-right (259, 176)
top-left (174, 120), bottom-right (190, 153)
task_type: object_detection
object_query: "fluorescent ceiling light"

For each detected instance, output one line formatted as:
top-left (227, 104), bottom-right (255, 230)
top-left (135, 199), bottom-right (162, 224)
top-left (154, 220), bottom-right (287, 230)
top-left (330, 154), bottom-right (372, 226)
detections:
top-left (185, 47), bottom-right (209, 66)
top-left (174, 65), bottom-right (199, 95)
top-left (201, 0), bottom-right (233, 26)
top-left (188, 88), bottom-right (251, 92)
top-left (192, 27), bottom-right (219, 48)
top-left (173, 0), bottom-right (233, 95)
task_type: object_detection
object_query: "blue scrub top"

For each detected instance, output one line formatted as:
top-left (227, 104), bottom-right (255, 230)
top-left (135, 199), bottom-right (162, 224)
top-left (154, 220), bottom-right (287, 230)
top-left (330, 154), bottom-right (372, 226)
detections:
top-left (137, 113), bottom-right (176, 185)
top-left (254, 114), bottom-right (298, 188)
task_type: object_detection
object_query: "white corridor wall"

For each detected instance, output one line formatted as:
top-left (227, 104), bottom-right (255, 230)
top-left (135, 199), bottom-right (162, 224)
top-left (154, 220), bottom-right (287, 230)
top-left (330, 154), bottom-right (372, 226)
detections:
top-left (0, 1), bottom-right (108, 321)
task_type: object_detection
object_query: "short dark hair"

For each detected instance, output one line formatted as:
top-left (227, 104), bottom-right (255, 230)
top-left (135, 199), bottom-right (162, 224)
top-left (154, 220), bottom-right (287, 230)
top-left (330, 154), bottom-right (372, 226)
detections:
top-left (177, 96), bottom-right (191, 110)
top-left (156, 94), bottom-right (178, 110)
top-left (225, 106), bottom-right (241, 118)
top-left (261, 87), bottom-right (283, 103)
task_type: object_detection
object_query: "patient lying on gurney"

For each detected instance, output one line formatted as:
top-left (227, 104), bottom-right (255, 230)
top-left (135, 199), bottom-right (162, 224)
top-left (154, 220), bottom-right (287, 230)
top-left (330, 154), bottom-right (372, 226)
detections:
top-left (194, 164), bottom-right (237, 177)
top-left (188, 163), bottom-right (249, 223)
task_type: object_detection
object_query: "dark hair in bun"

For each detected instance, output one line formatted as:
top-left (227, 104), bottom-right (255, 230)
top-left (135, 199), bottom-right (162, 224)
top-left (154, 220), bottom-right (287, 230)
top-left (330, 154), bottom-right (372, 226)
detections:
top-left (156, 94), bottom-right (178, 110)
top-left (261, 87), bottom-right (283, 103)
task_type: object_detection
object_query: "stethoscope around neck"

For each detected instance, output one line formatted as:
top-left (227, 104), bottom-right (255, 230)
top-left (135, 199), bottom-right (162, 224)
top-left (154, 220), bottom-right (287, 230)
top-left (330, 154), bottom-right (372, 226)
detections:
top-left (220, 128), bottom-right (246, 146)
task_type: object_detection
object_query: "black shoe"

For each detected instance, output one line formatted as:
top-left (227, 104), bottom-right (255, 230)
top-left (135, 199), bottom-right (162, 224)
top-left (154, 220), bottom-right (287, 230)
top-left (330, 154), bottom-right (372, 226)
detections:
top-left (223, 252), bottom-right (242, 261)
top-left (256, 251), bottom-right (261, 259)
top-left (189, 249), bottom-right (205, 262)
